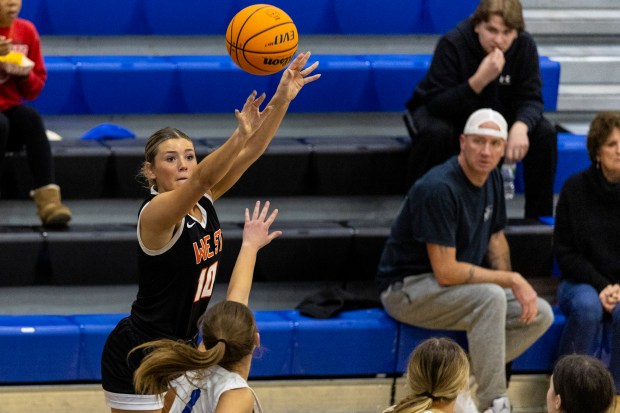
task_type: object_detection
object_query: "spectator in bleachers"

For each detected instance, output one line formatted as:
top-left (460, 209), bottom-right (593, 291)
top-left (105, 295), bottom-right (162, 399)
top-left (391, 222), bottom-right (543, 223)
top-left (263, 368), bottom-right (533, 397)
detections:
top-left (100, 52), bottom-right (319, 413)
top-left (376, 108), bottom-right (554, 413)
top-left (554, 111), bottom-right (620, 397)
top-left (546, 354), bottom-right (615, 413)
top-left (0, 0), bottom-right (71, 225)
top-left (133, 201), bottom-right (279, 413)
top-left (403, 0), bottom-right (556, 219)
top-left (383, 337), bottom-right (470, 413)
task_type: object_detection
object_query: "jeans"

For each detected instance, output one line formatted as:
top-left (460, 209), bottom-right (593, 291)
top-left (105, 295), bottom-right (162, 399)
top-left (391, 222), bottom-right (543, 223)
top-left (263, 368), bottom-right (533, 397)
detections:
top-left (558, 280), bottom-right (620, 391)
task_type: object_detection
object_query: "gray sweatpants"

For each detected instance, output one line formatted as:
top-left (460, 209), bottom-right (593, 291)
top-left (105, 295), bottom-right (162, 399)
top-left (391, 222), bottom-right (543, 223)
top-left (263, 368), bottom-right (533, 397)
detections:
top-left (381, 273), bottom-right (554, 409)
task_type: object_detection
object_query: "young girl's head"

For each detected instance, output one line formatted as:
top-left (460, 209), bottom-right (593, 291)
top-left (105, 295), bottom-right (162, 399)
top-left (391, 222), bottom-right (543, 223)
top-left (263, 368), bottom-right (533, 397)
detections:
top-left (392, 337), bottom-right (470, 413)
top-left (133, 300), bottom-right (258, 395)
top-left (547, 354), bottom-right (615, 413)
top-left (140, 126), bottom-right (195, 191)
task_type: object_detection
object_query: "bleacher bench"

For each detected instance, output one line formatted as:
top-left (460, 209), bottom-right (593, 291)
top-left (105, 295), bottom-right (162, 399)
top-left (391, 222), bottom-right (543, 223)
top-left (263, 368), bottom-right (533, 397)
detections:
top-left (0, 307), bottom-right (566, 383)
top-left (23, 0), bottom-right (479, 36)
top-left (29, 55), bottom-right (561, 115)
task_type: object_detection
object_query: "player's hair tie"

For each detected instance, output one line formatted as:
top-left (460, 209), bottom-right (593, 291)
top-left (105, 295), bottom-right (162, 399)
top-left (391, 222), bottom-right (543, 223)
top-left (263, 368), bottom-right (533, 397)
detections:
top-left (216, 338), bottom-right (227, 346)
top-left (417, 391), bottom-right (438, 400)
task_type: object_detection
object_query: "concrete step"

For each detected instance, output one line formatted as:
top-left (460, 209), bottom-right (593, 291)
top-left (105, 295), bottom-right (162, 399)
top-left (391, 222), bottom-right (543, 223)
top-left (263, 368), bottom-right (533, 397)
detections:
top-left (523, 0), bottom-right (618, 8)
top-left (558, 84), bottom-right (620, 112)
top-left (525, 9), bottom-right (620, 35)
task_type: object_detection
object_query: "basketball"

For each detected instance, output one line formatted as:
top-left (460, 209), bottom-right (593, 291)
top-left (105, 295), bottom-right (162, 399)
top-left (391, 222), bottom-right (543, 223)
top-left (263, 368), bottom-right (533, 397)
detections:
top-left (226, 4), bottom-right (298, 76)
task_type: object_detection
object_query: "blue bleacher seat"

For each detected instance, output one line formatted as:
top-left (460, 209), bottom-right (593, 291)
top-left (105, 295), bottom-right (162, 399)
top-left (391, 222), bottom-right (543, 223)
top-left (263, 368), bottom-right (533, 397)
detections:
top-left (540, 56), bottom-right (561, 112)
top-left (18, 0), bottom-right (52, 36)
top-left (333, 0), bottom-right (424, 34)
top-left (70, 56), bottom-right (181, 115)
top-left (284, 309), bottom-right (399, 376)
top-left (237, 0), bottom-right (337, 35)
top-left (250, 311), bottom-right (295, 378)
top-left (369, 54), bottom-right (431, 112)
top-left (143, 0), bottom-right (235, 35)
top-left (424, 0), bottom-right (478, 34)
top-left (555, 133), bottom-right (589, 193)
top-left (28, 55), bottom-right (559, 116)
top-left (169, 56), bottom-right (275, 114)
top-left (0, 315), bottom-right (81, 382)
top-left (46, 0), bottom-right (148, 35)
top-left (32, 57), bottom-right (80, 116)
top-left (70, 313), bottom-right (128, 380)
top-left (290, 55), bottom-right (373, 112)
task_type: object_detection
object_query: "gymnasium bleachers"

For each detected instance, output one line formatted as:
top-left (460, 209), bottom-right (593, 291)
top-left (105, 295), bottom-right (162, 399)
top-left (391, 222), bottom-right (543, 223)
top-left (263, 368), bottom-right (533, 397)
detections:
top-left (1, 0), bottom-right (617, 410)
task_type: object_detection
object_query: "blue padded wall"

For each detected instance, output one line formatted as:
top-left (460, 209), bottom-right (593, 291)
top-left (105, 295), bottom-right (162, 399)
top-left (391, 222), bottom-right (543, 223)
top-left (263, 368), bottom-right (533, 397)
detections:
top-left (251, 311), bottom-right (295, 378)
top-left (555, 133), bottom-right (589, 193)
top-left (30, 55), bottom-right (560, 115)
top-left (0, 315), bottom-right (81, 382)
top-left (70, 313), bottom-right (128, 380)
top-left (285, 309), bottom-right (399, 376)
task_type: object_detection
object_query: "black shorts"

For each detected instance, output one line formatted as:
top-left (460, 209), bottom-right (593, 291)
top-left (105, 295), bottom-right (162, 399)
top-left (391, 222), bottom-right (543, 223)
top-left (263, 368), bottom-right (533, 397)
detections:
top-left (101, 316), bottom-right (150, 394)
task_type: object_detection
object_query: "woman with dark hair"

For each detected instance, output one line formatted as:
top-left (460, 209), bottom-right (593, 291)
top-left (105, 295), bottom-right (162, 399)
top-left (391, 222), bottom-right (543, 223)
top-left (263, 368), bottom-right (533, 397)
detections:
top-left (554, 111), bottom-right (620, 394)
top-left (547, 354), bottom-right (615, 413)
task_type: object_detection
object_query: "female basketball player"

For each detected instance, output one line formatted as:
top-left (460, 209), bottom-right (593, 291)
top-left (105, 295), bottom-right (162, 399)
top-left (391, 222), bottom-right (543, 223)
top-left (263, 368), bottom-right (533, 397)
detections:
top-left (132, 201), bottom-right (279, 413)
top-left (100, 52), bottom-right (320, 413)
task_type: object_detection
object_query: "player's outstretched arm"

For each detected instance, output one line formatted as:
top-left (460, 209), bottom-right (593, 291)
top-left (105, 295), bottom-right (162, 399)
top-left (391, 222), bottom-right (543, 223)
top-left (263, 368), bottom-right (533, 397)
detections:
top-left (226, 201), bottom-right (282, 305)
top-left (210, 52), bottom-right (320, 200)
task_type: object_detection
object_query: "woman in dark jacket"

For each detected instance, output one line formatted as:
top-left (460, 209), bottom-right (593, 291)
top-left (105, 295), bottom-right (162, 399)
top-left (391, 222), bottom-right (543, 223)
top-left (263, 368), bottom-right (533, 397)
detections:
top-left (554, 111), bottom-right (620, 393)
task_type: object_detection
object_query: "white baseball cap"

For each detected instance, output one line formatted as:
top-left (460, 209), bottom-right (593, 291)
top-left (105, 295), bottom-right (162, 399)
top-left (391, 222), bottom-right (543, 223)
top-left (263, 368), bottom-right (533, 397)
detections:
top-left (463, 108), bottom-right (508, 140)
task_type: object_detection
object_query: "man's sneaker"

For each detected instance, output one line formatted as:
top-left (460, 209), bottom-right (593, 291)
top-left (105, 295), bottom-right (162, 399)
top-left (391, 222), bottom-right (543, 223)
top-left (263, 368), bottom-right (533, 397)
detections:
top-left (482, 396), bottom-right (511, 413)
top-left (454, 391), bottom-right (480, 413)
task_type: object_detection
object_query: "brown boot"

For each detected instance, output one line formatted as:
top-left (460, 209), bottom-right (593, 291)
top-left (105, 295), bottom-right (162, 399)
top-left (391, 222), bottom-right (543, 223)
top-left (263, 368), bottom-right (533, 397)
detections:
top-left (30, 184), bottom-right (72, 226)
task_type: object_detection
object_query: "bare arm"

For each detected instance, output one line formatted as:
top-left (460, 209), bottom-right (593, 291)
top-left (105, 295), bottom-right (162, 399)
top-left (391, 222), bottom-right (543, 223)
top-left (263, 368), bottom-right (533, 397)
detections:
top-left (140, 92), bottom-right (272, 248)
top-left (486, 230), bottom-right (512, 271)
top-left (427, 233), bottom-right (539, 324)
top-left (210, 51), bottom-right (321, 201)
top-left (226, 201), bottom-right (282, 305)
top-left (214, 387), bottom-right (254, 413)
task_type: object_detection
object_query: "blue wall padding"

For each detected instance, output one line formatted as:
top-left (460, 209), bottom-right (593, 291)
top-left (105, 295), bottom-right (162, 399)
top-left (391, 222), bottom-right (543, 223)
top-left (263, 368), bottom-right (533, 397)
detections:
top-left (284, 309), bottom-right (399, 376)
top-left (30, 55), bottom-right (560, 115)
top-left (0, 315), bottom-right (81, 382)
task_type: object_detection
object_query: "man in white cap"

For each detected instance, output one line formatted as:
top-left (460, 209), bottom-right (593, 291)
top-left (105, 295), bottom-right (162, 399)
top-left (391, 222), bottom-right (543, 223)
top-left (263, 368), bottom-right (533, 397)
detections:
top-left (376, 108), bottom-right (554, 413)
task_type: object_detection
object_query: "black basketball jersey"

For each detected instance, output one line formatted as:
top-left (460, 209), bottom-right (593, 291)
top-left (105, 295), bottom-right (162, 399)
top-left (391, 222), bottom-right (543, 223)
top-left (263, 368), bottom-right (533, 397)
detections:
top-left (130, 193), bottom-right (222, 341)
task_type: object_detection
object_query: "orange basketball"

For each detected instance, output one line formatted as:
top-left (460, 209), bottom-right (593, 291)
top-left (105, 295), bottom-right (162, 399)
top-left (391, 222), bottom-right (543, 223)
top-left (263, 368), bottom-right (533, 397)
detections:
top-left (226, 4), bottom-right (298, 75)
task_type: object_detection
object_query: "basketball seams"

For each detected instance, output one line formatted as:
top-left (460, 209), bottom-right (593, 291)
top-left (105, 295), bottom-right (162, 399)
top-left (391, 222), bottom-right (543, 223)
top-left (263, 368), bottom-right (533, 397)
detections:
top-left (226, 4), bottom-right (298, 75)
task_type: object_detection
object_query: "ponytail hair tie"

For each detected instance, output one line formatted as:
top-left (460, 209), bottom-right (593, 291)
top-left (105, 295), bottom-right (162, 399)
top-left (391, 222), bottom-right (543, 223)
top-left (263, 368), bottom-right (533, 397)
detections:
top-left (417, 391), bottom-right (437, 400)
top-left (216, 338), bottom-right (227, 346)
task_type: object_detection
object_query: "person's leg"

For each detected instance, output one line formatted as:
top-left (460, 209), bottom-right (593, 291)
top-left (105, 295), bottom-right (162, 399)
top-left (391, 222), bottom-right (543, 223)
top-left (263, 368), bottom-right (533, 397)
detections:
top-left (406, 106), bottom-right (459, 187)
top-left (4, 105), bottom-right (53, 187)
top-left (608, 304), bottom-right (620, 393)
top-left (381, 274), bottom-right (508, 409)
top-left (5, 105), bottom-right (71, 225)
top-left (504, 291), bottom-right (554, 362)
top-left (521, 116), bottom-right (557, 219)
top-left (557, 280), bottom-right (604, 356)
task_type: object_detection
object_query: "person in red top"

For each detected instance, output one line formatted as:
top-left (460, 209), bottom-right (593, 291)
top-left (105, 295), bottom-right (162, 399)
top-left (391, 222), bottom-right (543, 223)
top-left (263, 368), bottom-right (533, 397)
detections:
top-left (0, 0), bottom-right (71, 225)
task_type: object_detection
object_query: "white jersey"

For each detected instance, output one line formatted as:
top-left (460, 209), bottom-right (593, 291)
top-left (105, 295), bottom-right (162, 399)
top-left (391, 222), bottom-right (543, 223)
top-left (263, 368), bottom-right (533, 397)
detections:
top-left (169, 365), bottom-right (263, 413)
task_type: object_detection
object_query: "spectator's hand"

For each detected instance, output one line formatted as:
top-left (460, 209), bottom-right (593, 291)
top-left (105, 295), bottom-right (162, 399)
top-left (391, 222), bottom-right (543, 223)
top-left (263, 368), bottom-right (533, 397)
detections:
top-left (234, 90), bottom-right (272, 139)
top-left (505, 121), bottom-right (530, 163)
top-left (273, 51), bottom-right (321, 103)
top-left (241, 200), bottom-right (282, 252)
top-left (0, 36), bottom-right (11, 56)
top-left (510, 272), bottom-right (539, 324)
top-left (599, 284), bottom-right (620, 313)
top-left (469, 48), bottom-right (504, 93)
